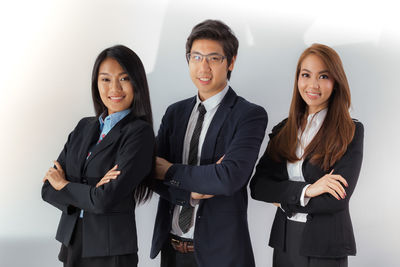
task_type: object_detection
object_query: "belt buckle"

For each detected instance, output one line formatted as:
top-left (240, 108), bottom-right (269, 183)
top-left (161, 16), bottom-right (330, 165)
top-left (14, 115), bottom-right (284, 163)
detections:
top-left (171, 238), bottom-right (181, 245)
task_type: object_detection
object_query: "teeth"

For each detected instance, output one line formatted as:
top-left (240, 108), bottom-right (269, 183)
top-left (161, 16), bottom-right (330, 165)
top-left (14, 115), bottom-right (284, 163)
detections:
top-left (307, 92), bottom-right (320, 96)
top-left (110, 96), bottom-right (124, 100)
top-left (199, 78), bottom-right (210, 81)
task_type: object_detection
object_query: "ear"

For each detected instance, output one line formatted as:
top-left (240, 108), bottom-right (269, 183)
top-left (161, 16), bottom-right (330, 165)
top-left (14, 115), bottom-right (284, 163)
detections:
top-left (228, 55), bottom-right (237, 71)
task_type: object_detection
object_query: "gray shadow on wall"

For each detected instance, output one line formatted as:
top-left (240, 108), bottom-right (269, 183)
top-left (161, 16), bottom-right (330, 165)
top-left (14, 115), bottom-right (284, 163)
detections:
top-left (0, 238), bottom-right (60, 267)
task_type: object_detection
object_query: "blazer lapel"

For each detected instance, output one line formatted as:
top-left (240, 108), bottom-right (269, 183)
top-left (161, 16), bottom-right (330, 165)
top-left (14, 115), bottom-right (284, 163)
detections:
top-left (77, 118), bottom-right (99, 174)
top-left (173, 97), bottom-right (196, 163)
top-left (83, 113), bottom-right (134, 170)
top-left (200, 87), bottom-right (237, 164)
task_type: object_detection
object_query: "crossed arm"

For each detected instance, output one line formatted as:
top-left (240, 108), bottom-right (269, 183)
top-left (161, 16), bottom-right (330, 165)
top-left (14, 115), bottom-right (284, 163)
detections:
top-left (43, 162), bottom-right (121, 191)
top-left (251, 122), bottom-right (363, 214)
top-left (154, 156), bottom-right (224, 200)
top-left (42, 124), bottom-right (154, 214)
top-left (154, 105), bottom-right (267, 202)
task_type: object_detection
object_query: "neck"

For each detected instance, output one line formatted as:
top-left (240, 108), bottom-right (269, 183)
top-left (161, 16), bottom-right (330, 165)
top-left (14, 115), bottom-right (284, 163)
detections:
top-left (307, 106), bottom-right (326, 116)
top-left (198, 83), bottom-right (227, 101)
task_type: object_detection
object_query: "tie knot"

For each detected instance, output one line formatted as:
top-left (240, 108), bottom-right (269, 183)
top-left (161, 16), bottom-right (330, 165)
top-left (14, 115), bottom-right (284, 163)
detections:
top-left (198, 103), bottom-right (206, 116)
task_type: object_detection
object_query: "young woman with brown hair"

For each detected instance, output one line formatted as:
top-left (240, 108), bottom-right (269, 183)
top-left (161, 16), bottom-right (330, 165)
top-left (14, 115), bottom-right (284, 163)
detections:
top-left (250, 43), bottom-right (364, 267)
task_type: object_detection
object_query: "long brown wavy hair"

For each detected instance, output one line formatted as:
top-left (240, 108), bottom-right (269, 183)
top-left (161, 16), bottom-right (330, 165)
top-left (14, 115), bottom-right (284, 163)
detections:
top-left (268, 43), bottom-right (355, 170)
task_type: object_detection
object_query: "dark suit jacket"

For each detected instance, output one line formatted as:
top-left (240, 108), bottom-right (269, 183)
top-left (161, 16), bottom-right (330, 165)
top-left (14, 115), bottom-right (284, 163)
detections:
top-left (42, 113), bottom-right (155, 257)
top-left (250, 119), bottom-right (364, 258)
top-left (150, 88), bottom-right (268, 267)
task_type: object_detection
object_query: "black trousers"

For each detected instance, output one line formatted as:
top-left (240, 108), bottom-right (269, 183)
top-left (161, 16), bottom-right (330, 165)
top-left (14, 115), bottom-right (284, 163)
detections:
top-left (273, 220), bottom-right (348, 267)
top-left (160, 235), bottom-right (198, 267)
top-left (58, 219), bottom-right (138, 267)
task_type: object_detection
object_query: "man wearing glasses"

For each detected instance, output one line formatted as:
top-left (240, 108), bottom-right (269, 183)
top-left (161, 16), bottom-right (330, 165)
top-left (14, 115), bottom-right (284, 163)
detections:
top-left (151, 20), bottom-right (268, 267)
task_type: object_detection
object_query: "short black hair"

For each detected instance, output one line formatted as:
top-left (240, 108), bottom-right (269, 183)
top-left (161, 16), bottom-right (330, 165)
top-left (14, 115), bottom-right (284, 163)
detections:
top-left (186, 19), bottom-right (239, 80)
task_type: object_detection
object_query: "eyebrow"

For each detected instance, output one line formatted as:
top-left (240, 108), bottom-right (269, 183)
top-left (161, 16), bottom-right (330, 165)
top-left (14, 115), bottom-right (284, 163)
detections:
top-left (301, 68), bottom-right (329, 74)
top-left (191, 51), bottom-right (222, 56)
top-left (98, 72), bottom-right (128, 76)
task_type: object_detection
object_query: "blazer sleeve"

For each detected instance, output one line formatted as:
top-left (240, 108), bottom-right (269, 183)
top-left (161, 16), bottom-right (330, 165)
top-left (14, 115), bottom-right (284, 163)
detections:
top-left (47, 122), bottom-right (155, 214)
top-left (153, 106), bottom-right (191, 206)
top-left (250, 149), bottom-right (308, 206)
top-left (41, 127), bottom-right (78, 214)
top-left (164, 105), bottom-right (268, 196)
top-left (284, 121), bottom-right (364, 215)
top-left (250, 119), bottom-right (308, 207)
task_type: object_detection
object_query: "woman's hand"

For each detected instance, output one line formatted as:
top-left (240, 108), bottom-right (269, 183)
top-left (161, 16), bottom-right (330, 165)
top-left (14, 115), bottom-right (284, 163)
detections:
top-left (96, 165), bottom-right (120, 187)
top-left (43, 161), bottom-right (69, 190)
top-left (305, 169), bottom-right (348, 200)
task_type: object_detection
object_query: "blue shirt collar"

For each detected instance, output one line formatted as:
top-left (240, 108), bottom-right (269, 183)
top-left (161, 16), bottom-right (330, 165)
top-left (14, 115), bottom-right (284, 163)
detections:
top-left (99, 109), bottom-right (131, 132)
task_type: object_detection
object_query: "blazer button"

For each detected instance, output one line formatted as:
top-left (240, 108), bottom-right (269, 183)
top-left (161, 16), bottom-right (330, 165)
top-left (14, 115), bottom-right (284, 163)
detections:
top-left (177, 200), bottom-right (186, 205)
top-left (171, 180), bottom-right (180, 186)
top-left (82, 178), bottom-right (88, 184)
top-left (306, 214), bottom-right (313, 221)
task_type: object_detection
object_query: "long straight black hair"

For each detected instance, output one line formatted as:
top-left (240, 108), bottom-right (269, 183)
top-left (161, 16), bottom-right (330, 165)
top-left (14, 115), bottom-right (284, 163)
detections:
top-left (91, 45), bottom-right (154, 203)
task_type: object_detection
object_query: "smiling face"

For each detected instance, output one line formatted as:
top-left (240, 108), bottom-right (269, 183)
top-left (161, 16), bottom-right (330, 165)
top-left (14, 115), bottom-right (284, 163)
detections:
top-left (189, 39), bottom-right (235, 101)
top-left (297, 54), bottom-right (334, 114)
top-left (97, 57), bottom-right (134, 115)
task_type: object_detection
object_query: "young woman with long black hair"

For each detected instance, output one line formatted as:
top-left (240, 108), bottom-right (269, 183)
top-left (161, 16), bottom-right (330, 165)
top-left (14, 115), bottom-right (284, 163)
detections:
top-left (42, 45), bottom-right (155, 267)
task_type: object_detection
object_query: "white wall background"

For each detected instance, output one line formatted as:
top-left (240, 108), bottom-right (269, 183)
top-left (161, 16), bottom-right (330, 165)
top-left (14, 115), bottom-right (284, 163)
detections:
top-left (0, 0), bottom-right (399, 266)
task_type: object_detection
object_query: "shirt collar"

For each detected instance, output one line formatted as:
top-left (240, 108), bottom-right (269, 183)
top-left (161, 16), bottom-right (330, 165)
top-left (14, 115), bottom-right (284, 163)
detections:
top-left (195, 84), bottom-right (229, 112)
top-left (307, 108), bottom-right (328, 126)
top-left (99, 109), bottom-right (131, 131)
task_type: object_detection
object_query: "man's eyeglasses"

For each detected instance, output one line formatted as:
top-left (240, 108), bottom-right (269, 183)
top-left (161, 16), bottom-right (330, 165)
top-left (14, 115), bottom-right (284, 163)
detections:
top-left (186, 53), bottom-right (226, 65)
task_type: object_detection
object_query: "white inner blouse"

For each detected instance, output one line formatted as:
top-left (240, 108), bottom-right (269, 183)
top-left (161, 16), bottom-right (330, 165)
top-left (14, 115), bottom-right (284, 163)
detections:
top-left (286, 108), bottom-right (327, 223)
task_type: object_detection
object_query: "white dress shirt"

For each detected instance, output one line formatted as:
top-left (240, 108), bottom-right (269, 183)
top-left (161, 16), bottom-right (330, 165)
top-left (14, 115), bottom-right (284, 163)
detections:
top-left (286, 108), bottom-right (327, 223)
top-left (170, 85), bottom-right (230, 238)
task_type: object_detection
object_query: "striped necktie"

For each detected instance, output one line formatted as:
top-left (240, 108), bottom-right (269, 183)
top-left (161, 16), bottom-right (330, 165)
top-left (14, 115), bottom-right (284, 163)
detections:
top-left (178, 103), bottom-right (207, 233)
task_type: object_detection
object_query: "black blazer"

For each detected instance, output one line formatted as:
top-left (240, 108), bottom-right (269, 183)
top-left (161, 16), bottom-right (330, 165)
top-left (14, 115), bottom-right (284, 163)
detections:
top-left (150, 88), bottom-right (268, 267)
top-left (250, 119), bottom-right (364, 258)
top-left (42, 113), bottom-right (155, 257)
